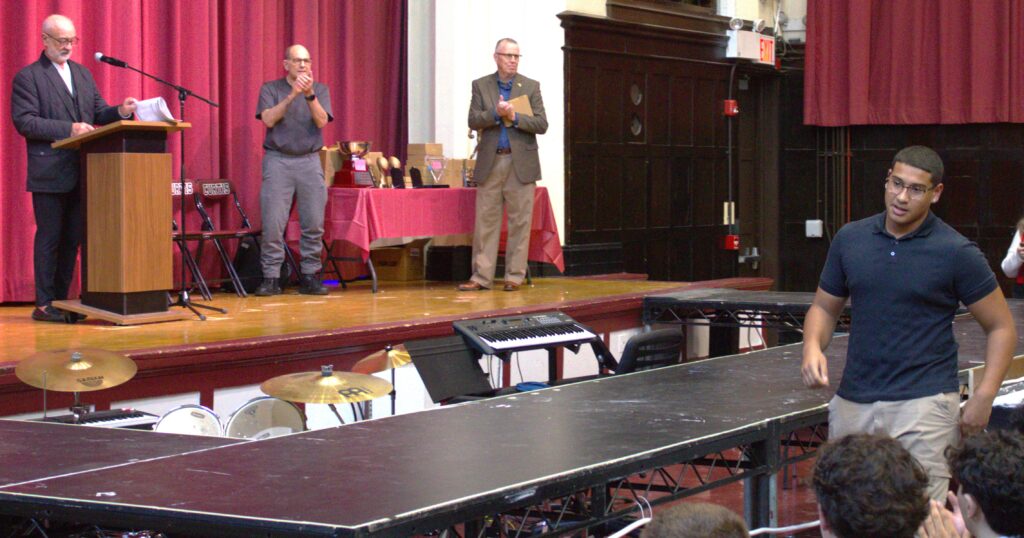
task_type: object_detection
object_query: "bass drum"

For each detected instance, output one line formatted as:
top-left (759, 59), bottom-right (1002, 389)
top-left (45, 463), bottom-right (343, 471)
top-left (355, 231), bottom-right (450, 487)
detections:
top-left (153, 405), bottom-right (223, 436)
top-left (224, 397), bottom-right (306, 440)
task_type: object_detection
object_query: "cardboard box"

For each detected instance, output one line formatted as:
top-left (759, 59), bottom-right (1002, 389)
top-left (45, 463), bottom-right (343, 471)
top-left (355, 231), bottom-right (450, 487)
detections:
top-left (440, 158), bottom-right (475, 187)
top-left (407, 143), bottom-right (443, 157)
top-left (370, 239), bottom-right (429, 281)
top-left (319, 145), bottom-right (345, 187)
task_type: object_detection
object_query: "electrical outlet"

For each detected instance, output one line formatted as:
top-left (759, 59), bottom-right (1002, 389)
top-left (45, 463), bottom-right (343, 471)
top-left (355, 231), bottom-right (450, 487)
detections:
top-left (806, 219), bottom-right (823, 238)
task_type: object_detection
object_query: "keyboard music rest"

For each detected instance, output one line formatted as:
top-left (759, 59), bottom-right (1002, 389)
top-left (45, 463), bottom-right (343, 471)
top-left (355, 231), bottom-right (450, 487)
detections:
top-left (35, 409), bottom-right (158, 430)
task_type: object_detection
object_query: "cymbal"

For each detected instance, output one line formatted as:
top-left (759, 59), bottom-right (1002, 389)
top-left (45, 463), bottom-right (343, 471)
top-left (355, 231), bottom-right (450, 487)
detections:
top-left (260, 365), bottom-right (393, 404)
top-left (15, 348), bottom-right (137, 392)
top-left (352, 345), bottom-right (411, 375)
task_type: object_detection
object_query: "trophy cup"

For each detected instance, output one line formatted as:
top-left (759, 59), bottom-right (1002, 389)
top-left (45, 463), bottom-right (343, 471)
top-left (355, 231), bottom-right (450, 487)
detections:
top-left (336, 141), bottom-right (374, 187)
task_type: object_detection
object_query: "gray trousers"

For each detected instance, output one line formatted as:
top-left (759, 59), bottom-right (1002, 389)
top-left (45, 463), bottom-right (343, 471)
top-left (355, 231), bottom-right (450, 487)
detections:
top-left (260, 150), bottom-right (327, 277)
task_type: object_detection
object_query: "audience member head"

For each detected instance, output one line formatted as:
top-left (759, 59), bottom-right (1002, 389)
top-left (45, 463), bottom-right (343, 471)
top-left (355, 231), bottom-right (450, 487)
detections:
top-left (812, 433), bottom-right (929, 538)
top-left (640, 502), bottom-right (748, 538)
top-left (947, 429), bottom-right (1024, 537)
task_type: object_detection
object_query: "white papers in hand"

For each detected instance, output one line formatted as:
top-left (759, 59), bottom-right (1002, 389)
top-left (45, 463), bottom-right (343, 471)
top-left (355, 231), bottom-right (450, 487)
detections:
top-left (134, 97), bottom-right (176, 121)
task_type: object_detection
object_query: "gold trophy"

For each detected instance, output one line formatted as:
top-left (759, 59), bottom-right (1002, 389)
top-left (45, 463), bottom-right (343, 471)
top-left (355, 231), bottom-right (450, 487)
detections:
top-left (336, 141), bottom-right (373, 187)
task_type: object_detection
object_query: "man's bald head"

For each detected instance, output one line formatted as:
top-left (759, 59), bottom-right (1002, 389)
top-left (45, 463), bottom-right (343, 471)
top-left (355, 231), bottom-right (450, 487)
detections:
top-left (41, 14), bottom-right (77, 65)
top-left (282, 44), bottom-right (312, 81)
top-left (284, 45), bottom-right (310, 61)
top-left (42, 14), bottom-right (74, 35)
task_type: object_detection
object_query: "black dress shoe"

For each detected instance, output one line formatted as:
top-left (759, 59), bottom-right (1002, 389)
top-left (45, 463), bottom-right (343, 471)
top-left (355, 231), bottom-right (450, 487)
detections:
top-left (31, 306), bottom-right (65, 323)
top-left (298, 274), bottom-right (328, 295)
top-left (255, 278), bottom-right (282, 296)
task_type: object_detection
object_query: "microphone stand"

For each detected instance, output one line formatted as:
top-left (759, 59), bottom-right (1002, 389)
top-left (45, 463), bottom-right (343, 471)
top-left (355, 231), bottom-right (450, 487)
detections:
top-left (112, 61), bottom-right (225, 320)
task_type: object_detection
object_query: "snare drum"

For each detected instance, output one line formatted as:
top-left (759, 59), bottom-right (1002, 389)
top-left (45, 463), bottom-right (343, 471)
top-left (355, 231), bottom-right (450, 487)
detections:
top-left (153, 405), bottom-right (223, 436)
top-left (224, 397), bottom-right (306, 440)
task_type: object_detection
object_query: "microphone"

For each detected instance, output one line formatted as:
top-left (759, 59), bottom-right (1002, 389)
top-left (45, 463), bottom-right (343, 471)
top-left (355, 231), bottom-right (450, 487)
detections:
top-left (94, 52), bottom-right (128, 68)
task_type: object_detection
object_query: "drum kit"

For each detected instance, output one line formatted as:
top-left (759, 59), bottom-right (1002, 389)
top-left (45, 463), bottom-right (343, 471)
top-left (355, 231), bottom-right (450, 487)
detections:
top-left (15, 345), bottom-right (405, 437)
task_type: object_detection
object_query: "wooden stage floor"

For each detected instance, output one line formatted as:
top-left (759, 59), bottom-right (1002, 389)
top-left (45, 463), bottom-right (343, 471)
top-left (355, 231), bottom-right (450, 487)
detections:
top-left (0, 276), bottom-right (771, 415)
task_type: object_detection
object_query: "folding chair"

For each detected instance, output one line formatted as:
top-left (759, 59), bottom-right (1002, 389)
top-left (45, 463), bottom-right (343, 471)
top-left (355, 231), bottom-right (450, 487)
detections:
top-left (171, 181), bottom-right (213, 300)
top-left (189, 180), bottom-right (259, 297)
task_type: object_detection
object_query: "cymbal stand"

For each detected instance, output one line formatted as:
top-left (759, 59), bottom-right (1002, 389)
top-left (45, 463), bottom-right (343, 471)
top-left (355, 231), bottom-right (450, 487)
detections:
top-left (69, 392), bottom-right (89, 424)
top-left (327, 403), bottom-right (346, 425)
top-left (387, 344), bottom-right (397, 416)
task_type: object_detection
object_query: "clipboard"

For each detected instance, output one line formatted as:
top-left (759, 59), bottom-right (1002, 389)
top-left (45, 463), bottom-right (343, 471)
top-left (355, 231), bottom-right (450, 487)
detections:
top-left (502, 94), bottom-right (533, 127)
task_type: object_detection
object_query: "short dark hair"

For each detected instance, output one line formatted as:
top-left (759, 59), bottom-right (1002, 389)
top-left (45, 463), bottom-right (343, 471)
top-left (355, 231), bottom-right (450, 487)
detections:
top-left (812, 434), bottom-right (929, 538)
top-left (494, 37), bottom-right (518, 51)
top-left (892, 145), bottom-right (945, 184)
top-left (947, 430), bottom-right (1024, 536)
top-left (640, 502), bottom-right (748, 538)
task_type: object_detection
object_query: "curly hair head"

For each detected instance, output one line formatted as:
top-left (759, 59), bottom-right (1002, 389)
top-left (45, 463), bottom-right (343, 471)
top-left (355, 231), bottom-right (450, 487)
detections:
top-left (640, 502), bottom-right (748, 538)
top-left (947, 429), bottom-right (1024, 536)
top-left (812, 434), bottom-right (929, 538)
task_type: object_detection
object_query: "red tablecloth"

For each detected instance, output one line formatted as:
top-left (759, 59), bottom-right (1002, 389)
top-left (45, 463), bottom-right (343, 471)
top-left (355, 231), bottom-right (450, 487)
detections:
top-left (288, 187), bottom-right (564, 272)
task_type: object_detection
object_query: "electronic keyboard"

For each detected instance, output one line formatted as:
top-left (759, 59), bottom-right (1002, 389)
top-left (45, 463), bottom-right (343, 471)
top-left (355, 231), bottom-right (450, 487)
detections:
top-left (453, 311), bottom-right (597, 356)
top-left (38, 408), bottom-right (158, 430)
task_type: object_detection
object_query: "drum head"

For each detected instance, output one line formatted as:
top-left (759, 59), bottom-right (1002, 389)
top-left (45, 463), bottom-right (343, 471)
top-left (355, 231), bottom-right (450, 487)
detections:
top-left (225, 397), bottom-right (305, 440)
top-left (154, 405), bottom-right (222, 436)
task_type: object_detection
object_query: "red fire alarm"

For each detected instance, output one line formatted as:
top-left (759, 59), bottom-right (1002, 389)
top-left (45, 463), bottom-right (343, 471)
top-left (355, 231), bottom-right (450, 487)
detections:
top-left (723, 99), bottom-right (739, 116)
top-left (721, 234), bottom-right (740, 251)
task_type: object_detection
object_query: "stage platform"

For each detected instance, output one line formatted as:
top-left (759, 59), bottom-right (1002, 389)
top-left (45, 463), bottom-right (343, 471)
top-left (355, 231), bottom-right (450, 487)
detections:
top-left (2, 303), bottom-right (1020, 537)
top-left (0, 276), bottom-right (772, 416)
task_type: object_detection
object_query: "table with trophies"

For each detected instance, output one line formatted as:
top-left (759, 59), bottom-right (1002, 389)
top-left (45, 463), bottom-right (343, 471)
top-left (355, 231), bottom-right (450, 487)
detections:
top-left (287, 141), bottom-right (565, 291)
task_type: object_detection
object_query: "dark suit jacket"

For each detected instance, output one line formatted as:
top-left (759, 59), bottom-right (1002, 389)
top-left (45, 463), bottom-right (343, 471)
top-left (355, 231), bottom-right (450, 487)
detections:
top-left (468, 72), bottom-right (547, 184)
top-left (11, 52), bottom-right (121, 193)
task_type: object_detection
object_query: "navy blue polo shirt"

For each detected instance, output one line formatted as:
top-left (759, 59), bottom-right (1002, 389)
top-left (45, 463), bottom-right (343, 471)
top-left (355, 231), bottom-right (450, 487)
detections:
top-left (818, 212), bottom-right (996, 403)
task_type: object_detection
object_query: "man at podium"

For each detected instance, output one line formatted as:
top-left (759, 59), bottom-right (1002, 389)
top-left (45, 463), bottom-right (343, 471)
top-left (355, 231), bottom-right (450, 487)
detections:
top-left (10, 14), bottom-right (137, 322)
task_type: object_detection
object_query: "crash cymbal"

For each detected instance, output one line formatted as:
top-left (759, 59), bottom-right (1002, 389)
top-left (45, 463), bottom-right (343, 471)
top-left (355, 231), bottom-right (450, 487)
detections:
top-left (352, 345), bottom-right (411, 375)
top-left (260, 365), bottom-right (393, 404)
top-left (15, 348), bottom-right (137, 392)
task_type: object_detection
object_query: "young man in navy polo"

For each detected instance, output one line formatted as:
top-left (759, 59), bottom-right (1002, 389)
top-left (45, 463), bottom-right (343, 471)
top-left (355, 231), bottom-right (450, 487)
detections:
top-left (801, 145), bottom-right (1016, 501)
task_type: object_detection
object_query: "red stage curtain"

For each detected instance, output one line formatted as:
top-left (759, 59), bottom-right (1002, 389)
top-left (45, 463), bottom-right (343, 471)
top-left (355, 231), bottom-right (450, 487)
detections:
top-left (804, 0), bottom-right (1024, 126)
top-left (0, 0), bottom-right (407, 303)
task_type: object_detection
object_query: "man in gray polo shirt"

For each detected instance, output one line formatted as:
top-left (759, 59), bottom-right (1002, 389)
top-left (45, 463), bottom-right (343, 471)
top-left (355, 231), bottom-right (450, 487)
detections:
top-left (801, 145), bottom-right (1016, 501)
top-left (254, 44), bottom-right (332, 296)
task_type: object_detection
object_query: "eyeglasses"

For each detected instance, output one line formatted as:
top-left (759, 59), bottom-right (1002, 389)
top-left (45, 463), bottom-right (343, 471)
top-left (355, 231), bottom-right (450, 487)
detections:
top-left (43, 33), bottom-right (79, 46)
top-left (289, 58), bottom-right (312, 65)
top-left (495, 53), bottom-right (522, 60)
top-left (884, 176), bottom-right (935, 199)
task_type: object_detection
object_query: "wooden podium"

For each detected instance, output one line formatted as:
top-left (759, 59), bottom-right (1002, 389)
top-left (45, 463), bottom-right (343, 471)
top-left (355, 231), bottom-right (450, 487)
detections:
top-left (51, 120), bottom-right (192, 325)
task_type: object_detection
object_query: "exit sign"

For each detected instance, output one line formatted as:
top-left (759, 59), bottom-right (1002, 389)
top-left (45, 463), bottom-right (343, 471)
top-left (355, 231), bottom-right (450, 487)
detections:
top-left (758, 35), bottom-right (775, 65)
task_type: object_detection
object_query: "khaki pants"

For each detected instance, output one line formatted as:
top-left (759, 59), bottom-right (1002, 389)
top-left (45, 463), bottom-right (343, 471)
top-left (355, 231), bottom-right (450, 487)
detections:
top-left (469, 154), bottom-right (535, 288)
top-left (828, 393), bottom-right (960, 502)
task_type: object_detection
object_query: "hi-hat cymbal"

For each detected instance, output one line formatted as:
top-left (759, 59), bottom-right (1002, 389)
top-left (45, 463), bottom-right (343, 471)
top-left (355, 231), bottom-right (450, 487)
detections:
top-left (15, 348), bottom-right (137, 392)
top-left (352, 345), bottom-right (411, 375)
top-left (260, 365), bottom-right (393, 404)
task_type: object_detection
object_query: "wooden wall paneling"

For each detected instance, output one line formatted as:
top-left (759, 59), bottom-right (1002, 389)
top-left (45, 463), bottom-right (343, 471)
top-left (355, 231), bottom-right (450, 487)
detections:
top-left (570, 151), bottom-right (596, 233)
top-left (596, 153), bottom-right (625, 232)
top-left (669, 154), bottom-right (693, 228)
top-left (623, 155), bottom-right (649, 230)
top-left (569, 65), bottom-right (597, 143)
top-left (561, 12), bottom-right (760, 282)
top-left (646, 72), bottom-right (670, 145)
top-left (670, 75), bottom-right (695, 146)
top-left (649, 156), bottom-right (673, 229)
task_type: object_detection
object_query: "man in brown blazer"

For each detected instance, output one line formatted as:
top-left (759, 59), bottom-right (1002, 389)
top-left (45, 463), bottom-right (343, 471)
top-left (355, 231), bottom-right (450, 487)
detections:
top-left (459, 38), bottom-right (548, 292)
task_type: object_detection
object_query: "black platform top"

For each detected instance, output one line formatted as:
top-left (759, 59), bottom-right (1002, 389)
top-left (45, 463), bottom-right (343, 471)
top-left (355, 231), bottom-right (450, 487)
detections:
top-left (644, 288), bottom-right (823, 313)
top-left (1, 301), bottom-right (1020, 536)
